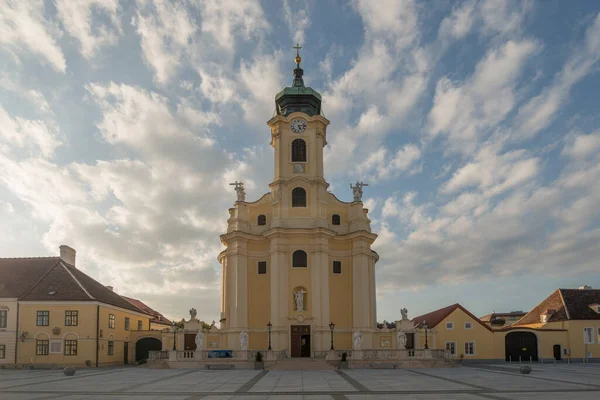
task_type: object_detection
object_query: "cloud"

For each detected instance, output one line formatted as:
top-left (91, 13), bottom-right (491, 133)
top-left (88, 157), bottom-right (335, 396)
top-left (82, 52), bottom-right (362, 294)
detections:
top-left (55, 0), bottom-right (121, 58)
top-left (355, 144), bottom-right (422, 181)
top-left (515, 13), bottom-right (600, 139)
top-left (442, 140), bottom-right (540, 197)
top-left (428, 39), bottom-right (539, 152)
top-left (133, 0), bottom-right (197, 84)
top-left (562, 130), bottom-right (600, 160)
top-left (0, 105), bottom-right (61, 158)
top-left (0, 0), bottom-right (66, 72)
top-left (283, 0), bottom-right (310, 45)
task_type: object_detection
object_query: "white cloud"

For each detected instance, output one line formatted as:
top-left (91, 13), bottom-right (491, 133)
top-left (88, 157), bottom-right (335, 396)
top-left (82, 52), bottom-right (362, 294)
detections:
top-left (0, 0), bottom-right (66, 72)
top-left (0, 106), bottom-right (61, 158)
top-left (428, 39), bottom-right (539, 152)
top-left (439, 0), bottom-right (477, 40)
top-left (133, 0), bottom-right (196, 84)
top-left (442, 140), bottom-right (539, 197)
top-left (0, 74), bottom-right (52, 114)
top-left (283, 0), bottom-right (310, 45)
top-left (195, 0), bottom-right (269, 51)
top-left (562, 131), bottom-right (600, 160)
top-left (355, 144), bottom-right (421, 181)
top-left (55, 0), bottom-right (121, 58)
top-left (515, 13), bottom-right (600, 139)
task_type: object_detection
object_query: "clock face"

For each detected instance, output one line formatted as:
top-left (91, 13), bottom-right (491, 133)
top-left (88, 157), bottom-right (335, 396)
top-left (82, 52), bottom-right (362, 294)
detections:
top-left (290, 119), bottom-right (307, 133)
top-left (293, 163), bottom-right (305, 173)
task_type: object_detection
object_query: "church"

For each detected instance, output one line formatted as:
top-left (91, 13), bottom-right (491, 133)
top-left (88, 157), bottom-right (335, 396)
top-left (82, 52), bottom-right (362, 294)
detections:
top-left (217, 47), bottom-right (379, 357)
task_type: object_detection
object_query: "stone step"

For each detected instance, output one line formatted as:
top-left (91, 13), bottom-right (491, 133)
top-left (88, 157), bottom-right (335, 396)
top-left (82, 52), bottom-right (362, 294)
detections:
top-left (268, 358), bottom-right (337, 370)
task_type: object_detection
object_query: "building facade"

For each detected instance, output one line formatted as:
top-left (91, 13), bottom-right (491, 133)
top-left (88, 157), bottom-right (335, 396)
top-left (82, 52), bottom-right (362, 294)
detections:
top-left (218, 52), bottom-right (379, 356)
top-left (0, 246), bottom-right (159, 367)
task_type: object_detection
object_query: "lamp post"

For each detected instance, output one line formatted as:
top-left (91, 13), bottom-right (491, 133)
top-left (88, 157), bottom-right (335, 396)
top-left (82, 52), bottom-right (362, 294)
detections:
top-left (267, 321), bottom-right (272, 351)
top-left (172, 323), bottom-right (177, 351)
top-left (329, 321), bottom-right (335, 350)
top-left (423, 320), bottom-right (429, 350)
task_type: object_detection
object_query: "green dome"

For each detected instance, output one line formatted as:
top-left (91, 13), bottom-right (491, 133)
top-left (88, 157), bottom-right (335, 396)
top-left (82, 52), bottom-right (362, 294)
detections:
top-left (275, 67), bottom-right (322, 117)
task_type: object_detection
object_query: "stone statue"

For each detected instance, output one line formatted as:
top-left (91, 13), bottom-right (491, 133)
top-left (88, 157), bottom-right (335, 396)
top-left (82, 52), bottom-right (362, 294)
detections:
top-left (350, 181), bottom-right (369, 202)
top-left (239, 331), bottom-right (249, 350)
top-left (195, 330), bottom-right (204, 351)
top-left (229, 181), bottom-right (246, 202)
top-left (353, 331), bottom-right (363, 350)
top-left (401, 308), bottom-right (408, 320)
top-left (397, 331), bottom-right (407, 350)
top-left (294, 288), bottom-right (307, 311)
top-left (189, 308), bottom-right (197, 320)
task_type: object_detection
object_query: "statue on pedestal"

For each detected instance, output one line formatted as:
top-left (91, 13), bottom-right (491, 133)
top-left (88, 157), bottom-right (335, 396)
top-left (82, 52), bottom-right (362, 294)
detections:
top-left (350, 181), bottom-right (369, 202)
top-left (294, 288), bottom-right (307, 311)
top-left (353, 331), bottom-right (363, 350)
top-left (229, 181), bottom-right (246, 202)
top-left (195, 331), bottom-right (204, 352)
top-left (401, 308), bottom-right (408, 320)
top-left (239, 331), bottom-right (249, 351)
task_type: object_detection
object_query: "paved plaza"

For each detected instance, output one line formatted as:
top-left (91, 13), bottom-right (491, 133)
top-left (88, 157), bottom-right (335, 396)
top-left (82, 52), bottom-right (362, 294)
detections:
top-left (1, 363), bottom-right (599, 399)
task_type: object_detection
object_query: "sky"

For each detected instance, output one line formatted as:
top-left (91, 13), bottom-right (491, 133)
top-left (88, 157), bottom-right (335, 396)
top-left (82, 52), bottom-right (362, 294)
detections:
top-left (1, 0), bottom-right (599, 324)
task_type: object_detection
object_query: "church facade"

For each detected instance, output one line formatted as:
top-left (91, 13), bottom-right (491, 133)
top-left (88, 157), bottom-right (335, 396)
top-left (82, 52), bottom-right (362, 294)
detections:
top-left (218, 50), bottom-right (379, 356)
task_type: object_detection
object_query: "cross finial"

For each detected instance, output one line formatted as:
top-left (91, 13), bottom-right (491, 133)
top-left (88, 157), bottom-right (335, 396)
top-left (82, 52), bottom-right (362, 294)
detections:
top-left (293, 43), bottom-right (302, 67)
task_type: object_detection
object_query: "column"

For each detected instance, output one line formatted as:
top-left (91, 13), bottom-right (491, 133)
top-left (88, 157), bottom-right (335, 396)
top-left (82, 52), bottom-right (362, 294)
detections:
top-left (269, 235), bottom-right (288, 351)
top-left (352, 238), bottom-right (371, 329)
top-left (311, 234), bottom-right (330, 352)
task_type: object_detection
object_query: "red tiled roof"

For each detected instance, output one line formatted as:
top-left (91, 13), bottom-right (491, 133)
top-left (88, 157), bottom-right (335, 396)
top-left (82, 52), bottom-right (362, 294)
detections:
top-left (0, 257), bottom-right (61, 298)
top-left (513, 289), bottom-right (569, 326)
top-left (122, 296), bottom-right (172, 326)
top-left (1, 257), bottom-right (147, 315)
top-left (412, 303), bottom-right (493, 332)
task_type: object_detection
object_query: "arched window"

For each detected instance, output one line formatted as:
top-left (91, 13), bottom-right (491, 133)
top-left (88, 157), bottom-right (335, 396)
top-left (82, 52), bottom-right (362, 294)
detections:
top-left (292, 250), bottom-right (307, 268)
top-left (257, 215), bottom-right (266, 225)
top-left (291, 139), bottom-right (306, 162)
top-left (292, 187), bottom-right (306, 207)
top-left (332, 214), bottom-right (341, 225)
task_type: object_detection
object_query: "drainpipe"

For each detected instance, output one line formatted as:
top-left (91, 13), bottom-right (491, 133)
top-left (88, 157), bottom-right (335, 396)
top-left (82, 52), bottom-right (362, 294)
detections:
top-left (95, 305), bottom-right (100, 368)
top-left (14, 302), bottom-right (20, 365)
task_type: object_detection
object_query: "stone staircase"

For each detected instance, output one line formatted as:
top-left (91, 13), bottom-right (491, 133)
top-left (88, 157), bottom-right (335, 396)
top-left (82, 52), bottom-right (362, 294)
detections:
top-left (267, 358), bottom-right (337, 370)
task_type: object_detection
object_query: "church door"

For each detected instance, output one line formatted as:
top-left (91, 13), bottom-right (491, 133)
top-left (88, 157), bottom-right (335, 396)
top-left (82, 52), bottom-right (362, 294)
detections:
top-left (184, 334), bottom-right (197, 350)
top-left (291, 325), bottom-right (310, 358)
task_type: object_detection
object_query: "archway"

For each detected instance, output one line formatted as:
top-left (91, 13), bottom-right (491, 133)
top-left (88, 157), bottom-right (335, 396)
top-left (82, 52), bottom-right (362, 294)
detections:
top-left (135, 337), bottom-right (162, 363)
top-left (505, 331), bottom-right (538, 362)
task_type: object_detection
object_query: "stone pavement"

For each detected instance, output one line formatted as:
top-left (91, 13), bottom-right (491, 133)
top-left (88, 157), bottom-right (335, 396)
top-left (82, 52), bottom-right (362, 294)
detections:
top-left (0, 363), bottom-right (599, 399)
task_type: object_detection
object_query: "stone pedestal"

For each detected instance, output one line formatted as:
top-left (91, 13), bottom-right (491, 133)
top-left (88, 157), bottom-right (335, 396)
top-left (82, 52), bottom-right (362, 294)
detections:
top-left (238, 350), bottom-right (248, 361)
top-left (265, 350), bottom-right (277, 361)
top-left (194, 350), bottom-right (203, 360)
top-left (352, 350), bottom-right (363, 360)
top-left (168, 350), bottom-right (177, 361)
top-left (325, 350), bottom-right (339, 361)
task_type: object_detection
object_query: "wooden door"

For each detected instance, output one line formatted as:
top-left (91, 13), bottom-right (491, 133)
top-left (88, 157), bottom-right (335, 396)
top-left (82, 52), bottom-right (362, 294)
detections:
top-left (184, 334), bottom-right (197, 350)
top-left (291, 325), bottom-right (310, 358)
top-left (291, 334), bottom-right (302, 357)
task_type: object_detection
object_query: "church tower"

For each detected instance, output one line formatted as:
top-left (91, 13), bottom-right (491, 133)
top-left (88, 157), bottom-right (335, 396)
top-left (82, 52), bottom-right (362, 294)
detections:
top-left (218, 46), bottom-right (379, 356)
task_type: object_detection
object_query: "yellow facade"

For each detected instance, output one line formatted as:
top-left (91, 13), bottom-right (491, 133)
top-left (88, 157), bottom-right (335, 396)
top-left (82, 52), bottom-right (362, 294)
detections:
top-left (17, 302), bottom-right (151, 367)
top-left (0, 300), bottom-right (18, 365)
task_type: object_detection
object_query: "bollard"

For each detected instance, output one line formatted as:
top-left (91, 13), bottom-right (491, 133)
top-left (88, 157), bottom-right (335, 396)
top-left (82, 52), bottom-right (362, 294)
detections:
top-left (509, 356), bottom-right (512, 363)
top-left (519, 356), bottom-right (522, 363)
top-left (568, 358), bottom-right (570, 364)
top-left (554, 358), bottom-right (556, 365)
top-left (530, 356), bottom-right (532, 363)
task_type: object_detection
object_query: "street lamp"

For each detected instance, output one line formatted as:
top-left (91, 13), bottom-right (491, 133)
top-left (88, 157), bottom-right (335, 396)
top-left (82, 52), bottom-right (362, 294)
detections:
top-left (329, 321), bottom-right (335, 350)
top-left (172, 322), bottom-right (177, 351)
top-left (267, 321), bottom-right (273, 350)
top-left (423, 320), bottom-right (429, 350)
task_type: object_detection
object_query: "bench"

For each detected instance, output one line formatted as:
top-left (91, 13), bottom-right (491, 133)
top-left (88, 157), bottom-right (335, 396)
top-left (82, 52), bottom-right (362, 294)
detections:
top-left (206, 364), bottom-right (235, 370)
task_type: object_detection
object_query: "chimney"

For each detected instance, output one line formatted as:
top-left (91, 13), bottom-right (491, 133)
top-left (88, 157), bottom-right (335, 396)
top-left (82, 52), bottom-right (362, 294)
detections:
top-left (579, 285), bottom-right (592, 290)
top-left (106, 286), bottom-right (114, 292)
top-left (59, 245), bottom-right (76, 267)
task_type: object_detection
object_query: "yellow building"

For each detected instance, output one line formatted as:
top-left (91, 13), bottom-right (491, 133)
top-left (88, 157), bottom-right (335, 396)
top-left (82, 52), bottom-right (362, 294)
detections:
top-left (409, 286), bottom-right (600, 362)
top-left (1, 245), bottom-right (155, 367)
top-left (218, 49), bottom-right (378, 356)
top-left (411, 304), bottom-right (495, 361)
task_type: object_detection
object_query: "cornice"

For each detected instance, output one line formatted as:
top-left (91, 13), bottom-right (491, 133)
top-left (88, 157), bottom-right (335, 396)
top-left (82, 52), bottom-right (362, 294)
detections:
top-left (267, 112), bottom-right (330, 126)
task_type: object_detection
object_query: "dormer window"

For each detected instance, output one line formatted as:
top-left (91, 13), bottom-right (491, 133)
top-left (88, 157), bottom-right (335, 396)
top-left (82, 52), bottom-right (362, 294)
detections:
top-left (540, 309), bottom-right (555, 323)
top-left (589, 304), bottom-right (600, 314)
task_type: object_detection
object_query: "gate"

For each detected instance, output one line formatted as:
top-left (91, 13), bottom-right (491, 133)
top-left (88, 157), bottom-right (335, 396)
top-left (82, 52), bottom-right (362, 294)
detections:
top-left (505, 332), bottom-right (538, 362)
top-left (136, 337), bottom-right (162, 362)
